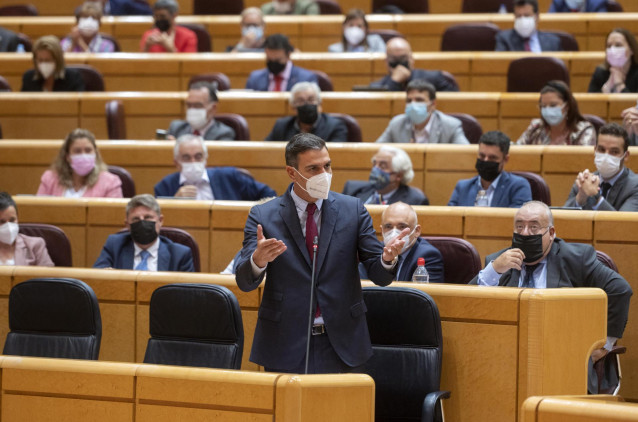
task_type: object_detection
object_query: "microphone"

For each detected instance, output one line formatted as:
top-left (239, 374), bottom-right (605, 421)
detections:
top-left (304, 236), bottom-right (319, 374)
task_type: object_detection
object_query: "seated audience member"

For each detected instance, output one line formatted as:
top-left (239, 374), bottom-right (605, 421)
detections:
top-left (265, 82), bottom-right (347, 142)
top-left (471, 200), bottom-right (632, 355)
top-left (565, 123), bottom-right (638, 211)
top-left (549, 0), bottom-right (608, 12)
top-left (0, 192), bottom-right (53, 267)
top-left (228, 7), bottom-right (266, 52)
top-left (99, 0), bottom-right (152, 15)
top-left (154, 134), bottom-right (277, 200)
top-left (369, 37), bottom-right (458, 92)
top-left (140, 0), bottom-right (196, 53)
top-left (449, 131), bottom-right (532, 207)
top-left (376, 80), bottom-right (469, 144)
top-left (621, 105), bottom-right (638, 146)
top-left (588, 28), bottom-right (638, 94)
top-left (21, 36), bottom-right (85, 92)
top-left (0, 26), bottom-right (20, 52)
top-left (61, 1), bottom-right (115, 53)
top-left (342, 145), bottom-right (429, 205)
top-left (37, 129), bottom-right (122, 198)
top-left (167, 82), bottom-right (235, 140)
top-left (495, 0), bottom-right (562, 52)
top-left (517, 80), bottom-right (595, 145)
top-left (359, 202), bottom-right (443, 282)
top-left (261, 0), bottom-right (318, 15)
top-left (94, 194), bottom-right (194, 271)
top-left (328, 9), bottom-right (385, 53)
top-left (245, 34), bottom-right (318, 91)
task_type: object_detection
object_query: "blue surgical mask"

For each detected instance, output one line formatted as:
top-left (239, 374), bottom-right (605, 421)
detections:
top-left (369, 166), bottom-right (391, 191)
top-left (241, 25), bottom-right (264, 41)
top-left (540, 106), bottom-right (565, 126)
top-left (405, 102), bottom-right (429, 125)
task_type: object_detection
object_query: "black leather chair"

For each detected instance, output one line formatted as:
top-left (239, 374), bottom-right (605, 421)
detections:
top-left (311, 69), bottom-right (334, 92)
top-left (369, 29), bottom-right (404, 43)
top-left (67, 64), bottom-right (105, 91)
top-left (0, 122), bottom-right (3, 139)
top-left (441, 23), bottom-right (500, 51)
top-left (511, 171), bottom-right (552, 206)
top-left (448, 112), bottom-right (483, 144)
top-left (328, 113), bottom-right (362, 142)
top-left (316, 0), bottom-right (342, 14)
top-left (107, 165), bottom-right (136, 198)
top-left (373, 0), bottom-right (428, 13)
top-left (216, 113), bottom-right (251, 140)
top-left (441, 71), bottom-right (460, 92)
top-left (546, 30), bottom-right (579, 51)
top-left (606, 1), bottom-right (623, 12)
top-left (462, 0), bottom-right (512, 12)
top-left (188, 72), bottom-right (231, 91)
top-left (117, 227), bottom-right (201, 271)
top-left (507, 57), bottom-right (570, 92)
top-left (584, 114), bottom-right (606, 133)
top-left (0, 75), bottom-right (11, 91)
top-left (0, 4), bottom-right (38, 15)
top-left (363, 286), bottom-right (450, 422)
top-left (18, 223), bottom-right (72, 267)
top-left (178, 23), bottom-right (211, 52)
top-left (4, 278), bottom-right (102, 360)
top-left (424, 236), bottom-right (481, 284)
top-left (596, 249), bottom-right (619, 273)
top-left (105, 99), bottom-right (126, 139)
top-left (193, 0), bottom-right (243, 14)
top-left (143, 283), bottom-right (244, 369)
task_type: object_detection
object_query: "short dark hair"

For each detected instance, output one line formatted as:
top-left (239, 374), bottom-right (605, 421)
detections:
top-left (479, 131), bottom-right (511, 155)
top-left (190, 81), bottom-right (218, 102)
top-left (598, 122), bottom-right (629, 152)
top-left (264, 33), bottom-right (294, 54)
top-left (514, 0), bottom-right (538, 13)
top-left (285, 133), bottom-right (327, 168)
top-left (0, 192), bottom-right (17, 213)
top-left (406, 79), bottom-right (436, 100)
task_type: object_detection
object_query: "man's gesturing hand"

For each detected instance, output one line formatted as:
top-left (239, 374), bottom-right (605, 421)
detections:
top-left (492, 248), bottom-right (525, 274)
top-left (382, 227), bottom-right (410, 263)
top-left (252, 224), bottom-right (287, 268)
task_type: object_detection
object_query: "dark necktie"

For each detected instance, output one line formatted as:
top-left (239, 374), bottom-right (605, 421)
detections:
top-left (521, 263), bottom-right (539, 288)
top-left (523, 38), bottom-right (531, 52)
top-left (601, 182), bottom-right (612, 199)
top-left (305, 203), bottom-right (318, 261)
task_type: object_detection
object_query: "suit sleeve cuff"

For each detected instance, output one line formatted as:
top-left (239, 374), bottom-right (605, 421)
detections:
top-left (381, 256), bottom-right (398, 270)
top-left (250, 254), bottom-right (266, 278)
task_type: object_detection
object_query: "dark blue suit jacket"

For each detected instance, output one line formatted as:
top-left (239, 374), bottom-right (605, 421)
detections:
top-left (448, 171), bottom-right (532, 208)
top-left (342, 180), bottom-right (429, 205)
top-left (370, 68), bottom-right (459, 92)
top-left (495, 30), bottom-right (562, 52)
top-left (93, 233), bottom-right (194, 272)
top-left (245, 65), bottom-right (318, 91)
top-left (107, 0), bottom-right (152, 15)
top-left (154, 167), bottom-right (276, 200)
top-left (549, 0), bottom-right (607, 12)
top-left (235, 186), bottom-right (395, 370)
top-left (265, 114), bottom-right (348, 142)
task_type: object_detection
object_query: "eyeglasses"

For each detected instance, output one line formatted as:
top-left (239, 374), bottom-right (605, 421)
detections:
top-left (292, 99), bottom-right (319, 108)
top-left (514, 224), bottom-right (549, 236)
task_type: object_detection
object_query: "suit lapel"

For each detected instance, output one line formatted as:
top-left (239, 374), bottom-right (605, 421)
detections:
top-left (279, 191), bottom-right (311, 267)
top-left (121, 238), bottom-right (135, 270)
top-left (606, 168), bottom-right (628, 207)
top-left (491, 172), bottom-right (509, 207)
top-left (430, 111), bottom-right (441, 143)
top-left (391, 185), bottom-right (409, 204)
top-left (315, 195), bottom-right (338, 276)
top-left (544, 240), bottom-right (562, 288)
top-left (157, 239), bottom-right (170, 271)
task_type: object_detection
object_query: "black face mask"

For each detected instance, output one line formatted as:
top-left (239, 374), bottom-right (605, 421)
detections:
top-left (389, 59), bottom-right (409, 69)
top-left (512, 231), bottom-right (548, 263)
top-left (267, 60), bottom-right (286, 75)
top-left (296, 104), bottom-right (318, 124)
top-left (155, 18), bottom-right (171, 32)
top-left (475, 159), bottom-right (501, 182)
top-left (130, 220), bottom-right (159, 245)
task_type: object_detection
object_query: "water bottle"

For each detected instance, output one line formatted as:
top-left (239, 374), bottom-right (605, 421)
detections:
top-left (498, 3), bottom-right (507, 13)
top-left (475, 189), bottom-right (489, 207)
top-left (16, 43), bottom-right (25, 53)
top-left (412, 257), bottom-right (429, 283)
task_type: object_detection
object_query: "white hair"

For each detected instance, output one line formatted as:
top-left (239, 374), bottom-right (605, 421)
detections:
top-left (290, 82), bottom-right (322, 104)
top-left (377, 145), bottom-right (414, 184)
top-left (173, 134), bottom-right (208, 160)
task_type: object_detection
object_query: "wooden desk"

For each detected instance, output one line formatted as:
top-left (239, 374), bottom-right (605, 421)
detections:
top-left (521, 396), bottom-right (638, 422)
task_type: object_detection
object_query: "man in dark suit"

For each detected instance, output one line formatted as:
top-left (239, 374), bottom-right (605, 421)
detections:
top-left (167, 82), bottom-right (236, 141)
top-left (470, 200), bottom-right (631, 355)
top-left (495, 0), bottom-right (562, 52)
top-left (101, 0), bottom-right (152, 15)
top-left (343, 145), bottom-right (429, 205)
top-left (549, 0), bottom-right (608, 12)
top-left (448, 131), bottom-right (532, 207)
top-left (0, 26), bottom-right (20, 52)
top-left (154, 134), bottom-right (276, 200)
top-left (235, 133), bottom-right (408, 374)
top-left (245, 33), bottom-right (317, 92)
top-left (265, 82), bottom-right (347, 142)
top-left (565, 123), bottom-right (638, 211)
top-left (369, 37), bottom-right (459, 92)
top-left (94, 194), bottom-right (194, 271)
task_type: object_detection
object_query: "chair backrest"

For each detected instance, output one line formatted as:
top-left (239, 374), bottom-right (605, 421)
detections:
top-left (423, 236), bottom-right (481, 284)
top-left (363, 286), bottom-right (443, 420)
top-left (462, 0), bottom-right (512, 12)
top-left (178, 23), bottom-right (211, 52)
top-left (510, 171), bottom-right (552, 206)
top-left (4, 278), bottom-right (101, 360)
top-left (18, 223), bottom-right (72, 267)
top-left (373, 0), bottom-right (428, 13)
top-left (606, 1), bottom-right (623, 12)
top-left (99, 32), bottom-right (121, 52)
top-left (105, 99), bottom-right (126, 139)
top-left (441, 23), bottom-right (499, 51)
top-left (216, 113), bottom-right (250, 140)
top-left (440, 71), bottom-right (460, 91)
top-left (0, 122), bottom-right (3, 139)
top-left (143, 283), bottom-right (244, 369)
top-left (0, 4), bottom-right (38, 15)
top-left (188, 72), bottom-right (231, 91)
top-left (546, 30), bottom-right (579, 51)
top-left (0, 75), bottom-right (11, 91)
top-left (368, 29), bottom-right (405, 44)
top-left (507, 57), bottom-right (570, 92)
top-left (193, 0), bottom-right (243, 14)
top-left (328, 113), bottom-right (362, 142)
top-left (67, 64), bottom-right (105, 91)
top-left (596, 250), bottom-right (619, 272)
top-left (107, 165), bottom-right (136, 198)
top-left (316, 0), bottom-right (342, 14)
top-left (310, 69), bottom-right (334, 92)
top-left (16, 32), bottom-right (32, 51)
top-left (584, 114), bottom-right (606, 133)
top-left (447, 112), bottom-right (483, 144)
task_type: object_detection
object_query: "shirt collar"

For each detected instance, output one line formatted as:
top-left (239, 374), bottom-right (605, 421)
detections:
top-left (476, 171), bottom-right (503, 191)
top-left (378, 186), bottom-right (398, 200)
top-left (602, 166), bottom-right (626, 185)
top-left (269, 60), bottom-right (293, 83)
top-left (133, 236), bottom-right (160, 257)
top-left (290, 184), bottom-right (323, 213)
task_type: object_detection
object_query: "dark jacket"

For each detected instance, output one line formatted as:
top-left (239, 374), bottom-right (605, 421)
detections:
top-left (369, 68), bottom-right (459, 92)
top-left (21, 68), bottom-right (85, 92)
top-left (495, 30), bottom-right (562, 52)
top-left (265, 113), bottom-right (348, 142)
top-left (588, 63), bottom-right (638, 93)
top-left (342, 180), bottom-right (429, 206)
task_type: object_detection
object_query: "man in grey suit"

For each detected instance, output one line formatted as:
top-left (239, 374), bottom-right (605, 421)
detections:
top-left (0, 26), bottom-right (20, 52)
top-left (376, 80), bottom-right (469, 144)
top-left (495, 0), bottom-right (562, 52)
top-left (565, 123), bottom-right (638, 211)
top-left (166, 81), bottom-right (236, 141)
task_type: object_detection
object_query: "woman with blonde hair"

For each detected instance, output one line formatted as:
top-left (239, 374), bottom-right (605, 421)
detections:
top-left (37, 128), bottom-right (122, 197)
top-left (61, 1), bottom-right (116, 53)
top-left (21, 35), bottom-right (84, 91)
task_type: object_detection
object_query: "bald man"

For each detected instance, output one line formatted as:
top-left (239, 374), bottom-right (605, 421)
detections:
top-left (368, 37), bottom-right (459, 92)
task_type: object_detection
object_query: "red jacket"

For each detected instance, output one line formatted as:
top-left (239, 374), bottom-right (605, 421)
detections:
top-left (140, 25), bottom-right (197, 53)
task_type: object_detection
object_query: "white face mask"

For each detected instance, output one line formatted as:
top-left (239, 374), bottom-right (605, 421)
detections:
top-left (0, 222), bottom-right (19, 245)
top-left (294, 168), bottom-right (332, 200)
top-left (37, 62), bottom-right (56, 79)
top-left (514, 16), bottom-right (536, 39)
top-left (78, 17), bottom-right (99, 37)
top-left (383, 227), bottom-right (415, 255)
top-left (606, 46), bottom-right (629, 68)
top-left (180, 161), bottom-right (206, 184)
top-left (186, 108), bottom-right (209, 130)
top-left (595, 152), bottom-right (624, 180)
top-left (273, 0), bottom-right (292, 13)
top-left (344, 26), bottom-right (366, 46)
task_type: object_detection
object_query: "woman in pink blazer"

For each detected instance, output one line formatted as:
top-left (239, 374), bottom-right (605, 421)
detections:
top-left (0, 192), bottom-right (53, 267)
top-left (37, 128), bottom-right (122, 198)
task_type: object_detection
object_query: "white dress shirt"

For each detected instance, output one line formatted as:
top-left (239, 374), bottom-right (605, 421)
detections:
top-left (133, 237), bottom-right (161, 271)
top-left (179, 168), bottom-right (214, 200)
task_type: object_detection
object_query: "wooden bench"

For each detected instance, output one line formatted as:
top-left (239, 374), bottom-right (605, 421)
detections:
top-left (521, 396), bottom-right (638, 422)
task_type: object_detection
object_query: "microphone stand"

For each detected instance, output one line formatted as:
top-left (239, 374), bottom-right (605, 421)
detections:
top-left (304, 236), bottom-right (319, 374)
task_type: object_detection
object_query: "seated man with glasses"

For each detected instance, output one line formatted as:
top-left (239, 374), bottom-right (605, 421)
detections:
top-left (470, 200), bottom-right (632, 358)
top-left (265, 82), bottom-right (348, 142)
